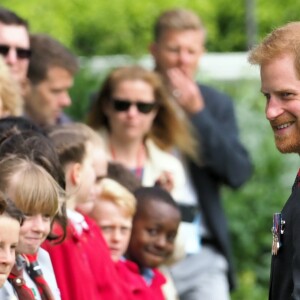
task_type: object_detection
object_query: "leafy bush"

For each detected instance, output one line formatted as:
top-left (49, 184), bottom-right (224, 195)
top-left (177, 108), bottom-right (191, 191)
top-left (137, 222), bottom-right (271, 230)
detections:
top-left (5, 0), bottom-right (300, 55)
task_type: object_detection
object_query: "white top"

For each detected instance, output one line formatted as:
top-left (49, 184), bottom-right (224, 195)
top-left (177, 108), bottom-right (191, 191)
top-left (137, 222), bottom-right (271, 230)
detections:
top-left (100, 129), bottom-right (187, 202)
top-left (0, 248), bottom-right (61, 300)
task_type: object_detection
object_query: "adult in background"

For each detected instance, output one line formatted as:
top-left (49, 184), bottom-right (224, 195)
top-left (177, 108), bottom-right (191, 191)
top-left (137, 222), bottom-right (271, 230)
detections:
top-left (87, 65), bottom-right (196, 201)
top-left (0, 57), bottom-right (23, 118)
top-left (249, 22), bottom-right (300, 300)
top-left (24, 34), bottom-right (78, 127)
top-left (0, 6), bottom-right (31, 95)
top-left (150, 8), bottom-right (253, 300)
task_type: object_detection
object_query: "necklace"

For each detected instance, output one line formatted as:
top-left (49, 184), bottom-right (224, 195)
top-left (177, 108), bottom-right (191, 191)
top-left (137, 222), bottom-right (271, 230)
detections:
top-left (109, 141), bottom-right (145, 179)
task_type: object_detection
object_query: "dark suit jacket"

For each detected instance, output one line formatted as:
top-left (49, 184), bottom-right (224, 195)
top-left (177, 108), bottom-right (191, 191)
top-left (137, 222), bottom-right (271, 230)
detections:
top-left (188, 84), bottom-right (253, 290)
top-left (269, 185), bottom-right (300, 299)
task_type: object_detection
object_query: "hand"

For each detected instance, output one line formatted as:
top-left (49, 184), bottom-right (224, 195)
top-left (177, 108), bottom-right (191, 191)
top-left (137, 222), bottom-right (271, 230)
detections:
top-left (155, 171), bottom-right (174, 193)
top-left (167, 68), bottom-right (205, 114)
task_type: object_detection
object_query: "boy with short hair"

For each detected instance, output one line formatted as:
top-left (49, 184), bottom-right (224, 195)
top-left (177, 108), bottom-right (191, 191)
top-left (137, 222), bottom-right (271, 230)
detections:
top-left (43, 122), bottom-right (128, 300)
top-left (126, 186), bottom-right (181, 299)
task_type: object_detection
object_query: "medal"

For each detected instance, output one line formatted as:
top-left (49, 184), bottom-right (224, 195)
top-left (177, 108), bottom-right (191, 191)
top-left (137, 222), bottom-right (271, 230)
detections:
top-left (271, 212), bottom-right (285, 255)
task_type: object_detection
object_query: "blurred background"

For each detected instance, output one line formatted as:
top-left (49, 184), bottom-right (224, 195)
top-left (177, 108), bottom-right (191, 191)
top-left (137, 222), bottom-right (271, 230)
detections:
top-left (3, 0), bottom-right (300, 298)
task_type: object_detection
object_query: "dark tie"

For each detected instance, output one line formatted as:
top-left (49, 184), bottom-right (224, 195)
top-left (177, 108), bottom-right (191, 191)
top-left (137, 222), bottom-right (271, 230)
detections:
top-left (25, 253), bottom-right (55, 300)
top-left (8, 257), bottom-right (36, 300)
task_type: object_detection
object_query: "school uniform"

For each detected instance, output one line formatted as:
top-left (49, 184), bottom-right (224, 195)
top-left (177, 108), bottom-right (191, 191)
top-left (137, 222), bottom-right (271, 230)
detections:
top-left (140, 265), bottom-right (166, 300)
top-left (0, 248), bottom-right (60, 300)
top-left (116, 259), bottom-right (166, 300)
top-left (116, 260), bottom-right (149, 299)
top-left (43, 210), bottom-right (129, 300)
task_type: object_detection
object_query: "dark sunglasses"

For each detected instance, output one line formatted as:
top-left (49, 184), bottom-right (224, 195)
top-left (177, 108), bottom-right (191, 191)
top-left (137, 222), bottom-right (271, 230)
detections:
top-left (0, 44), bottom-right (31, 59)
top-left (111, 98), bottom-right (157, 114)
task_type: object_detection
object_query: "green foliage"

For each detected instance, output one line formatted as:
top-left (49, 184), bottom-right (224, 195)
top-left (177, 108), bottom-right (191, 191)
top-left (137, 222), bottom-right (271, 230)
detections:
top-left (3, 0), bottom-right (300, 55)
top-left (0, 0), bottom-right (276, 55)
top-left (2, 0), bottom-right (215, 55)
top-left (65, 59), bottom-right (105, 122)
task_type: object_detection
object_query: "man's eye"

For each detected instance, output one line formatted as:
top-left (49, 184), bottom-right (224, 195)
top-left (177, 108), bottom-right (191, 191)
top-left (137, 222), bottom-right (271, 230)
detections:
top-left (262, 93), bottom-right (270, 100)
top-left (167, 47), bottom-right (179, 53)
top-left (281, 92), bottom-right (292, 97)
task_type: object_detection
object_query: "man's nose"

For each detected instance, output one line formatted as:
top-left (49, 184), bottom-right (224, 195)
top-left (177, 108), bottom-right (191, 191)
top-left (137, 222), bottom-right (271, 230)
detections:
top-left (5, 48), bottom-right (18, 66)
top-left (265, 97), bottom-right (284, 120)
top-left (178, 49), bottom-right (190, 65)
top-left (58, 92), bottom-right (72, 108)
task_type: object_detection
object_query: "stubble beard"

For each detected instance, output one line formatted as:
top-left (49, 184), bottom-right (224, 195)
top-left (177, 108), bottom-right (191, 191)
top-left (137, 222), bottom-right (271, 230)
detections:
top-left (275, 131), bottom-right (300, 154)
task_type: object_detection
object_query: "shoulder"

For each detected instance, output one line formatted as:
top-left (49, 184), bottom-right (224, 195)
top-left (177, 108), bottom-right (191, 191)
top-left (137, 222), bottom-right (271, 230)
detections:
top-left (146, 139), bottom-right (182, 168)
top-left (198, 83), bottom-right (233, 107)
top-left (0, 281), bottom-right (15, 298)
top-left (37, 247), bottom-right (50, 259)
top-left (57, 112), bottom-right (73, 125)
top-left (37, 249), bottom-right (61, 299)
top-left (152, 268), bottom-right (167, 284)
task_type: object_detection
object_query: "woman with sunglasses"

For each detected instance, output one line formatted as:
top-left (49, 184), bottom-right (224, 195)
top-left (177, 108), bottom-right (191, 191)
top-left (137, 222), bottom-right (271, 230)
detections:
top-left (87, 65), bottom-right (197, 200)
top-left (88, 65), bottom-right (199, 299)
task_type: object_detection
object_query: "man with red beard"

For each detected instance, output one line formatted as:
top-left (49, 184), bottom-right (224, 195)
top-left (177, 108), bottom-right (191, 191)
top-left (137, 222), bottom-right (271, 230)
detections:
top-left (249, 22), bottom-right (300, 300)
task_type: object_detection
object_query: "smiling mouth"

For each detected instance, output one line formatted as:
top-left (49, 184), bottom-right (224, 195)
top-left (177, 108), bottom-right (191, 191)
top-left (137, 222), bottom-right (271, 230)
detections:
top-left (272, 121), bottom-right (294, 131)
top-left (110, 248), bottom-right (121, 252)
top-left (146, 250), bottom-right (166, 258)
top-left (276, 122), bottom-right (293, 129)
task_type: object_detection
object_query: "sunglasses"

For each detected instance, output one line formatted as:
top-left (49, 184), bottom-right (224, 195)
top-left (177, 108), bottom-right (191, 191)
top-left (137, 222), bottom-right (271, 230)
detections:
top-left (111, 98), bottom-right (157, 114)
top-left (0, 44), bottom-right (31, 59)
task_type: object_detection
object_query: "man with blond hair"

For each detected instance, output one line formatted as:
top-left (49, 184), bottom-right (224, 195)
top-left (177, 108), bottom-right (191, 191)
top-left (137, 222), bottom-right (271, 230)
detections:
top-left (249, 22), bottom-right (300, 300)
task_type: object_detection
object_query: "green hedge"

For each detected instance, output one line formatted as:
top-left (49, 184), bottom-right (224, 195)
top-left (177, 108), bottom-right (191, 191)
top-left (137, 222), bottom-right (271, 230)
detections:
top-left (3, 0), bottom-right (300, 55)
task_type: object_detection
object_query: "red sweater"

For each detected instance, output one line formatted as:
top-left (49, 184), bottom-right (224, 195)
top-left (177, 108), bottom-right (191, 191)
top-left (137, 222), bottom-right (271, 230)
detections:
top-left (116, 259), bottom-right (166, 300)
top-left (43, 211), bottom-right (130, 300)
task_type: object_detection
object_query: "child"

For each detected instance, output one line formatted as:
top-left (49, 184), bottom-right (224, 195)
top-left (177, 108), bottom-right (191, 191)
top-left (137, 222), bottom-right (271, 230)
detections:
top-left (44, 123), bottom-right (129, 300)
top-left (107, 161), bottom-right (141, 192)
top-left (0, 193), bottom-right (24, 288)
top-left (90, 178), bottom-right (165, 299)
top-left (126, 186), bottom-right (181, 299)
top-left (0, 155), bottom-right (62, 299)
top-left (89, 178), bottom-right (136, 262)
